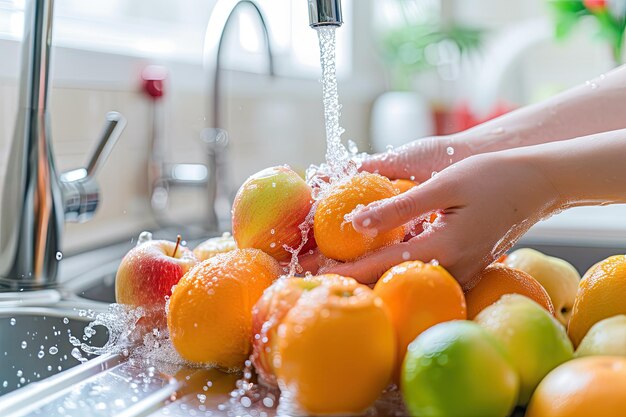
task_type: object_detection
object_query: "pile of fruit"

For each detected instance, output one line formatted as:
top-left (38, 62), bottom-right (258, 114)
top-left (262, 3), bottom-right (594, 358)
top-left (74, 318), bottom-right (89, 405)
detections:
top-left (115, 165), bottom-right (626, 416)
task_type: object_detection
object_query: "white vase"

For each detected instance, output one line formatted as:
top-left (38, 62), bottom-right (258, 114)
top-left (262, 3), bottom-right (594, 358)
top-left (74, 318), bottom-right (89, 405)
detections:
top-left (370, 91), bottom-right (434, 153)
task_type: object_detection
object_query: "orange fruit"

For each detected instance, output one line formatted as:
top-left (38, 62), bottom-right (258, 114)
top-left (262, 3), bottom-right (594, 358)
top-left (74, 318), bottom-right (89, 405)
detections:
top-left (251, 274), bottom-right (349, 386)
top-left (465, 264), bottom-right (555, 319)
top-left (526, 356), bottom-right (626, 417)
top-left (391, 178), bottom-right (419, 194)
top-left (568, 255), bottom-right (626, 347)
top-left (167, 248), bottom-right (282, 370)
top-left (276, 276), bottom-right (395, 414)
top-left (374, 260), bottom-right (467, 379)
top-left (314, 172), bottom-right (405, 262)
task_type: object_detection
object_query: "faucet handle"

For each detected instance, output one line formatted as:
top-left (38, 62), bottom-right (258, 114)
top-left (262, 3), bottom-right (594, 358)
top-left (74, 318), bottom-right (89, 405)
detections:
top-left (61, 111), bottom-right (127, 223)
top-left (86, 111), bottom-right (127, 178)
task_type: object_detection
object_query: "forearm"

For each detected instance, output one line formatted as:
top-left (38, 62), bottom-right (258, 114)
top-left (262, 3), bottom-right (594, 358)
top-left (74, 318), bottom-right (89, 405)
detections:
top-left (515, 129), bottom-right (626, 209)
top-left (453, 65), bottom-right (626, 158)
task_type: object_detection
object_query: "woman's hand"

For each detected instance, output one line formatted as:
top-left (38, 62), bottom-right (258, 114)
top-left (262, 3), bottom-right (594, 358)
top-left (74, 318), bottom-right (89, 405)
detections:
top-left (326, 150), bottom-right (562, 288)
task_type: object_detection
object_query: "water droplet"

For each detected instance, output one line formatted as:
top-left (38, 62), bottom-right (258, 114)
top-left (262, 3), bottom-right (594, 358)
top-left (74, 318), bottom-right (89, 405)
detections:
top-left (272, 182), bottom-right (276, 188)
top-left (430, 259), bottom-right (440, 266)
top-left (241, 396), bottom-right (252, 408)
top-left (63, 317), bottom-right (69, 324)
top-left (600, 73), bottom-right (606, 80)
top-left (270, 242), bottom-right (276, 248)
top-left (402, 251), bottom-right (411, 261)
top-left (431, 171), bottom-right (438, 178)
top-left (49, 346), bottom-right (58, 355)
top-left (270, 229), bottom-right (275, 235)
top-left (37, 350), bottom-right (44, 359)
top-left (263, 397), bottom-right (274, 407)
top-left (16, 370), bottom-right (22, 377)
top-left (9, 318), bottom-right (15, 326)
top-left (446, 146), bottom-right (455, 156)
top-left (385, 144), bottom-right (394, 151)
top-left (2, 381), bottom-right (7, 388)
top-left (590, 82), bottom-right (598, 89)
top-left (20, 341), bottom-right (27, 349)
top-left (55, 251), bottom-right (63, 261)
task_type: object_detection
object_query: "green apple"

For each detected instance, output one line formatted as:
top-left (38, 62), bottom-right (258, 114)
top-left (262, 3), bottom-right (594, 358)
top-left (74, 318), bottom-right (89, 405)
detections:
top-left (576, 315), bottom-right (626, 358)
top-left (401, 320), bottom-right (519, 417)
top-left (475, 294), bottom-right (573, 406)
top-left (504, 248), bottom-right (580, 325)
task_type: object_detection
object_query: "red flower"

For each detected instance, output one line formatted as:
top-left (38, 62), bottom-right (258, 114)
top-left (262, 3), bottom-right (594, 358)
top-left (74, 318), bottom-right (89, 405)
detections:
top-left (584, 0), bottom-right (607, 11)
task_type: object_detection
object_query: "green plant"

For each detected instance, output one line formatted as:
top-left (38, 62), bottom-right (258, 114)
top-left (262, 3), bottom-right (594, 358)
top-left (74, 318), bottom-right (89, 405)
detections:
top-left (381, 23), bottom-right (482, 90)
top-left (548, 0), bottom-right (626, 64)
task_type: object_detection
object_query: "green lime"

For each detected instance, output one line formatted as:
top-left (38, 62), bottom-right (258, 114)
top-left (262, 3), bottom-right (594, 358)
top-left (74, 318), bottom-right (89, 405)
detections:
top-left (401, 320), bottom-right (518, 417)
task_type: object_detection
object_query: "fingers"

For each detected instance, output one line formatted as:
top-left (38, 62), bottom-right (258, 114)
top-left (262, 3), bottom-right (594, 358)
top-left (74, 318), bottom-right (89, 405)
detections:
top-left (359, 150), bottom-right (409, 179)
top-left (352, 177), bottom-right (454, 234)
top-left (325, 236), bottom-right (438, 285)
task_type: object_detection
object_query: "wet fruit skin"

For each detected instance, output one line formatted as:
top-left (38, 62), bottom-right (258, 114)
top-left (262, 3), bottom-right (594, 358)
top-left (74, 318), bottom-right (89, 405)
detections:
top-left (504, 248), bottom-right (580, 326)
top-left (251, 275), bottom-right (348, 387)
top-left (464, 263), bottom-right (555, 319)
top-left (568, 255), bottom-right (626, 348)
top-left (167, 248), bottom-right (282, 370)
top-left (275, 277), bottom-right (395, 415)
top-left (402, 320), bottom-right (519, 417)
top-left (374, 260), bottom-right (467, 380)
top-left (116, 239), bottom-right (198, 329)
top-left (575, 315), bottom-right (626, 358)
top-left (314, 172), bottom-right (405, 262)
top-left (232, 165), bottom-right (315, 263)
top-left (475, 294), bottom-right (574, 406)
top-left (527, 356), bottom-right (626, 417)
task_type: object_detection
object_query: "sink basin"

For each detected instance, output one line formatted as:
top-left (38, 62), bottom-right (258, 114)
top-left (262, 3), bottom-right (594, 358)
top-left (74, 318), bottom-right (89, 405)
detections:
top-left (0, 307), bottom-right (109, 396)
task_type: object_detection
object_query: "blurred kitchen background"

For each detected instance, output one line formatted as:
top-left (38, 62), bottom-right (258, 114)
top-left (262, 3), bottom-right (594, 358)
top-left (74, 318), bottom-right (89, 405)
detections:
top-left (0, 0), bottom-right (623, 254)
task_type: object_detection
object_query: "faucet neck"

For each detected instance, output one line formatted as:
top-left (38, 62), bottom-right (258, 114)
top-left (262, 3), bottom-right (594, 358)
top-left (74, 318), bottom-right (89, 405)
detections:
top-left (23, 0), bottom-right (54, 112)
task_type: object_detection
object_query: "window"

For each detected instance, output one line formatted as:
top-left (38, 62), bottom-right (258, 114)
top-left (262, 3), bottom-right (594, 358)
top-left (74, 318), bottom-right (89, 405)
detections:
top-left (0, 0), bottom-right (352, 77)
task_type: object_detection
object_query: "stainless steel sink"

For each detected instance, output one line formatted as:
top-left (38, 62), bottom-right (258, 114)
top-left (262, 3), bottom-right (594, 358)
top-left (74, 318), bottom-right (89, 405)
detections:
top-left (0, 307), bottom-right (109, 397)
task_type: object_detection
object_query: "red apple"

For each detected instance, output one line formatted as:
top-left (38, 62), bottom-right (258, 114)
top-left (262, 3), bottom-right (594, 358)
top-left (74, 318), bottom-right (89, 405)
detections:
top-left (232, 165), bottom-right (315, 263)
top-left (115, 238), bottom-right (198, 328)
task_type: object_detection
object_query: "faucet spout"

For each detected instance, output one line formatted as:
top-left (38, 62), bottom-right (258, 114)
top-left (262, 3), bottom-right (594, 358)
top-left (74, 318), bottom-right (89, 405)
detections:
top-left (0, 0), bottom-right (125, 290)
top-left (308, 0), bottom-right (343, 28)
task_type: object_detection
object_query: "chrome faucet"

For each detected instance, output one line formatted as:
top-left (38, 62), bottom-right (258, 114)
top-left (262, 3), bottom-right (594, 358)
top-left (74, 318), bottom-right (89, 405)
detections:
top-left (202, 0), bottom-right (274, 230)
top-left (308, 0), bottom-right (343, 27)
top-left (0, 0), bottom-right (126, 290)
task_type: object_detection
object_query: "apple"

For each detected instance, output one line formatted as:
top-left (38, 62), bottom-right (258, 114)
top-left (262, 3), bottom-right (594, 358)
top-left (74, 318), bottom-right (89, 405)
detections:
top-left (116, 236), bottom-right (198, 328)
top-left (504, 248), bottom-right (581, 325)
top-left (475, 294), bottom-right (574, 406)
top-left (576, 315), bottom-right (626, 358)
top-left (232, 165), bottom-right (315, 263)
top-left (193, 232), bottom-right (237, 261)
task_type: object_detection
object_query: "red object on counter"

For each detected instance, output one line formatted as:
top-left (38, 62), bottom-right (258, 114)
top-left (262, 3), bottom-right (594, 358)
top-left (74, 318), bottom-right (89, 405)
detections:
top-left (141, 65), bottom-right (168, 100)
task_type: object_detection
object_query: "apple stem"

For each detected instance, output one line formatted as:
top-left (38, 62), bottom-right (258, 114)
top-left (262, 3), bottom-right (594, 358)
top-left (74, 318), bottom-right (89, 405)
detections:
top-left (172, 235), bottom-right (182, 257)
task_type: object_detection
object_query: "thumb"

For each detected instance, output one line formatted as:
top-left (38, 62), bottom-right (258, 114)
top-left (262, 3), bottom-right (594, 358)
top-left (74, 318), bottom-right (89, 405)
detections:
top-left (352, 176), bottom-right (454, 234)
